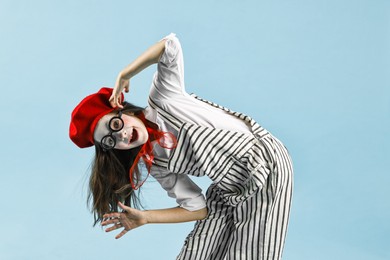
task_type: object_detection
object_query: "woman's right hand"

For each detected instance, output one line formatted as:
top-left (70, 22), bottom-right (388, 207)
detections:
top-left (109, 73), bottom-right (130, 108)
top-left (101, 202), bottom-right (148, 239)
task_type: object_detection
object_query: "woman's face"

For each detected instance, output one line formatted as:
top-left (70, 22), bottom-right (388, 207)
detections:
top-left (94, 112), bottom-right (148, 150)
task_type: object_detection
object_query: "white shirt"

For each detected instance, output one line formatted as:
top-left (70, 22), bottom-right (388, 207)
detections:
top-left (145, 33), bottom-right (251, 211)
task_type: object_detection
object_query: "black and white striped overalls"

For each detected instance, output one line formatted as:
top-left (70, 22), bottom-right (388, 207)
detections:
top-left (149, 95), bottom-right (293, 260)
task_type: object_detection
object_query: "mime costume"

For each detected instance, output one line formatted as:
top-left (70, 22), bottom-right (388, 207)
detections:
top-left (144, 33), bottom-right (293, 260)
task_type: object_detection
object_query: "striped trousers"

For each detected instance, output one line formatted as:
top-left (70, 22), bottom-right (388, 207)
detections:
top-left (176, 135), bottom-right (293, 260)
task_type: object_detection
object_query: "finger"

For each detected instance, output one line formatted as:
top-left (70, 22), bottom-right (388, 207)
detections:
top-left (109, 97), bottom-right (122, 109)
top-left (105, 222), bottom-right (123, 232)
top-left (101, 217), bottom-right (121, 226)
top-left (108, 92), bottom-right (123, 108)
top-left (117, 97), bottom-right (123, 108)
top-left (118, 201), bottom-right (131, 212)
top-left (113, 95), bottom-right (123, 109)
top-left (115, 229), bottom-right (128, 239)
top-left (124, 81), bottom-right (130, 93)
top-left (102, 212), bottom-right (121, 220)
top-left (109, 100), bottom-right (117, 109)
top-left (102, 212), bottom-right (122, 225)
top-left (108, 95), bottom-right (117, 108)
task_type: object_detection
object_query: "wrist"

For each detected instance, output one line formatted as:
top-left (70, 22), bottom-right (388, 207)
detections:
top-left (142, 210), bottom-right (152, 224)
top-left (118, 70), bottom-right (129, 80)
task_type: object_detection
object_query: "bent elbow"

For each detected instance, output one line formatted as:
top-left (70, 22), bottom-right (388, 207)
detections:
top-left (196, 207), bottom-right (208, 220)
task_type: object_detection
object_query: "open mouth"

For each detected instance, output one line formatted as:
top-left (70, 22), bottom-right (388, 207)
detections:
top-left (129, 129), bottom-right (138, 143)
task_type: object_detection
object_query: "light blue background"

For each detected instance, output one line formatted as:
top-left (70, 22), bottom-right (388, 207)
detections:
top-left (1, 0), bottom-right (389, 259)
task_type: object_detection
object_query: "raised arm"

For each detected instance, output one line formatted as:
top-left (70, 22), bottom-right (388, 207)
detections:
top-left (109, 39), bottom-right (167, 108)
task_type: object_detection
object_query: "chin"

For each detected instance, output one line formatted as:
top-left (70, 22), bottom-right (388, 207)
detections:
top-left (130, 138), bottom-right (148, 150)
top-left (139, 136), bottom-right (148, 145)
top-left (139, 131), bottom-right (149, 144)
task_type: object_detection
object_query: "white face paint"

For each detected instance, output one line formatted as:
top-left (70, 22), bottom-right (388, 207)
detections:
top-left (94, 112), bottom-right (148, 150)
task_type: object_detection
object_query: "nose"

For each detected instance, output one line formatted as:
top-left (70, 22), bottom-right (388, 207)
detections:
top-left (113, 129), bottom-right (127, 140)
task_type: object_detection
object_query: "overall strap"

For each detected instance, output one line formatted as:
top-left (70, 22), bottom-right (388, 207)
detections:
top-left (148, 97), bottom-right (182, 168)
top-left (190, 94), bottom-right (269, 138)
top-left (148, 97), bottom-right (182, 131)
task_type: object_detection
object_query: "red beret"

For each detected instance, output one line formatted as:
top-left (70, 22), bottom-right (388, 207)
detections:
top-left (69, 87), bottom-right (124, 148)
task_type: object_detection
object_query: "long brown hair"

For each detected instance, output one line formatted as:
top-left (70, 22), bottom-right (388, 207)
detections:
top-left (88, 102), bottom-right (146, 226)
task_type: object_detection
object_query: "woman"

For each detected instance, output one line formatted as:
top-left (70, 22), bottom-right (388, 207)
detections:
top-left (69, 33), bottom-right (293, 260)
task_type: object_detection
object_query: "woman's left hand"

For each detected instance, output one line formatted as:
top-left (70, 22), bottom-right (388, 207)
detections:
top-left (101, 201), bottom-right (147, 239)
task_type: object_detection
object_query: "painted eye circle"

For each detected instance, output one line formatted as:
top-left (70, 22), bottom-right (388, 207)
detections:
top-left (109, 118), bottom-right (123, 131)
top-left (101, 136), bottom-right (116, 149)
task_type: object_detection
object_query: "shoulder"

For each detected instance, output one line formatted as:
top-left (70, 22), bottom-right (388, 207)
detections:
top-left (159, 33), bottom-right (182, 65)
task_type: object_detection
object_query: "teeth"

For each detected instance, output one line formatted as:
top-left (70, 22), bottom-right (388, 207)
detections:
top-left (131, 129), bottom-right (136, 142)
top-left (127, 128), bottom-right (133, 143)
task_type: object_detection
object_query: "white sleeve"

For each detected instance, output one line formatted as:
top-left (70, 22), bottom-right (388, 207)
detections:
top-left (150, 33), bottom-right (186, 100)
top-left (159, 33), bottom-right (181, 66)
top-left (151, 165), bottom-right (206, 211)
